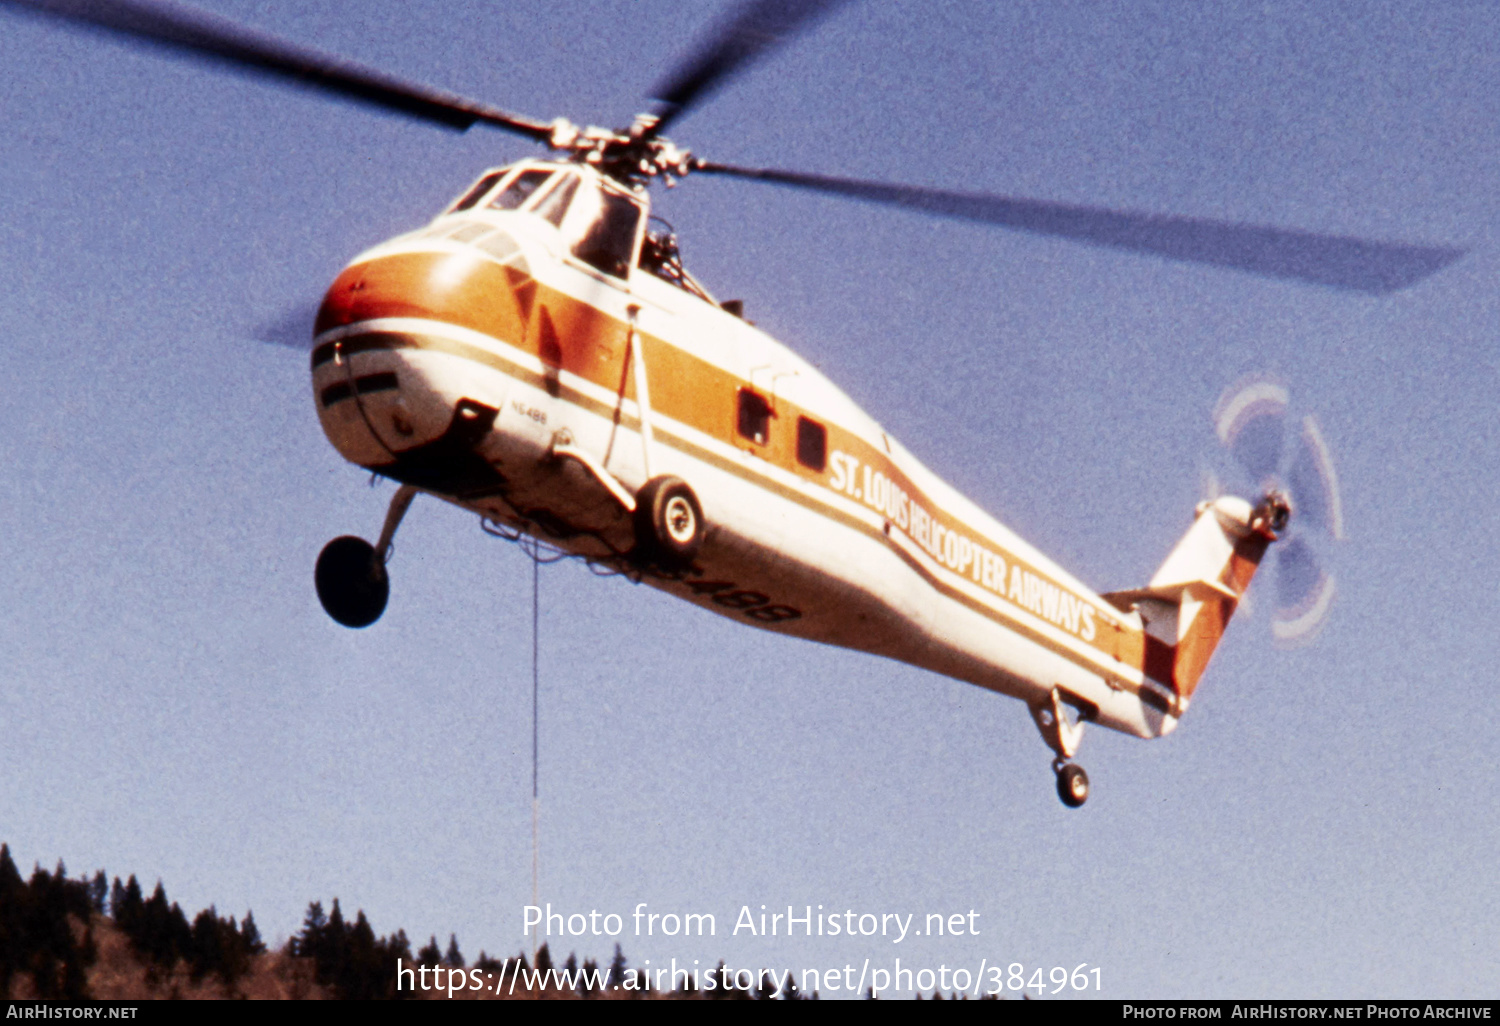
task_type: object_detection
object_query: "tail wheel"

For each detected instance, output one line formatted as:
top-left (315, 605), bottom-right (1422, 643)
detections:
top-left (634, 475), bottom-right (704, 567)
top-left (315, 535), bottom-right (389, 628)
top-left (1056, 763), bottom-right (1090, 808)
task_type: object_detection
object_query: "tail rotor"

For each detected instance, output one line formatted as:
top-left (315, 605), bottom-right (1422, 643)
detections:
top-left (1210, 375), bottom-right (1345, 647)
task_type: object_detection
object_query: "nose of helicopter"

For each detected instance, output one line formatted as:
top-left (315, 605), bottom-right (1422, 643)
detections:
top-left (310, 232), bottom-right (534, 482)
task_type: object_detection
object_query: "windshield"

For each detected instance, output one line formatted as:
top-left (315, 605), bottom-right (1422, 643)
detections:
top-left (445, 168), bottom-right (643, 281)
top-left (534, 174), bottom-right (579, 227)
top-left (448, 171), bottom-right (504, 212)
top-left (569, 189), bottom-right (643, 279)
top-left (488, 169), bottom-right (553, 211)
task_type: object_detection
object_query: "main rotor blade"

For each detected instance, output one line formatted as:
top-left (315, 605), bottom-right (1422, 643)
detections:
top-left (695, 163), bottom-right (1464, 293)
top-left (2, 0), bottom-right (555, 140)
top-left (649, 0), bottom-right (847, 136)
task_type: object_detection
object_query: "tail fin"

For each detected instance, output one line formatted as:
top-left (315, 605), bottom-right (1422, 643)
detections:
top-left (1104, 494), bottom-right (1285, 703)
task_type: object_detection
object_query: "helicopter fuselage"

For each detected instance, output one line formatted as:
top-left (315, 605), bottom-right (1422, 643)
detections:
top-left (312, 160), bottom-right (1277, 768)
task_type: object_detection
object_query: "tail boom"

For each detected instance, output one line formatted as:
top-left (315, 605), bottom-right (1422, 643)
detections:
top-left (1105, 494), bottom-right (1284, 707)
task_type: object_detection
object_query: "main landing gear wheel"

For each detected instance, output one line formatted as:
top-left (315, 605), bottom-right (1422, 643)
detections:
top-left (315, 535), bottom-right (389, 628)
top-left (1055, 761), bottom-right (1090, 808)
top-left (633, 475), bottom-right (704, 567)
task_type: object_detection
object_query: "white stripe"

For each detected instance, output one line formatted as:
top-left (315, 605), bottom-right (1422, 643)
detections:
top-left (320, 315), bottom-right (1138, 678)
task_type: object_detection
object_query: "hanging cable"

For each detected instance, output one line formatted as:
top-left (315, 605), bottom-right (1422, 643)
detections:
top-left (530, 553), bottom-right (540, 963)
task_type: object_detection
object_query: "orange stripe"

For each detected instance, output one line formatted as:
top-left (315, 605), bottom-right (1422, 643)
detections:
top-left (1175, 598), bottom-right (1234, 697)
top-left (318, 253), bottom-right (1171, 691)
top-left (1222, 534), bottom-right (1270, 594)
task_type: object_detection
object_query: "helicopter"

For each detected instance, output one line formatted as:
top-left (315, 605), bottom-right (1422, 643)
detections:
top-left (6, 0), bottom-right (1462, 808)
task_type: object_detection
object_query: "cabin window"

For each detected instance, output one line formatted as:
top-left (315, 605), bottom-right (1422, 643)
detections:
top-left (487, 169), bottom-right (553, 211)
top-left (571, 190), bottom-right (643, 279)
top-left (737, 389), bottom-right (772, 445)
top-left (796, 417), bottom-right (827, 471)
top-left (534, 174), bottom-right (579, 227)
top-left (449, 171), bottom-right (505, 212)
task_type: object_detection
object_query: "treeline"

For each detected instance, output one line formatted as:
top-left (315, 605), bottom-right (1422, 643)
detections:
top-left (289, 898), bottom-right (411, 998)
top-left (2, 844), bottom-right (951, 999)
top-left (0, 846), bottom-right (96, 998)
top-left (109, 873), bottom-right (266, 985)
top-left (0, 844), bottom-right (265, 997)
top-left (289, 903), bottom-right (799, 999)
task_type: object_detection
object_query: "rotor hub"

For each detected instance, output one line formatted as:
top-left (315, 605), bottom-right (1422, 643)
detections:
top-left (546, 115), bottom-right (698, 187)
top-left (1254, 489), bottom-right (1293, 537)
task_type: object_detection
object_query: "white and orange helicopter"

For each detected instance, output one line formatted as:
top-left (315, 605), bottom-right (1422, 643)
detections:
top-left (12, 0), bottom-right (1460, 806)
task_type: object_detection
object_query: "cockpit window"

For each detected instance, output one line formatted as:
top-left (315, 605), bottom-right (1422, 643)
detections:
top-left (534, 174), bottom-right (579, 227)
top-left (449, 171), bottom-right (504, 212)
top-left (487, 169), bottom-right (553, 211)
top-left (570, 190), bottom-right (643, 279)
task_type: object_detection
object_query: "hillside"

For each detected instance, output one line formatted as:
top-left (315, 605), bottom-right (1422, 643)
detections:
top-left (0, 845), bottom-right (776, 1000)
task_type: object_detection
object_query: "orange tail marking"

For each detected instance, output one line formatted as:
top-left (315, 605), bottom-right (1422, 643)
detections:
top-left (1172, 533), bottom-right (1271, 698)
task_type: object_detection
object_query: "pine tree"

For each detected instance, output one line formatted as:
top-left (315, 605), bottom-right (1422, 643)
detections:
top-left (0, 845), bottom-right (20, 893)
top-left (168, 902), bottom-right (192, 966)
top-left (708, 960), bottom-right (749, 1001)
top-left (417, 935), bottom-right (442, 965)
top-left (580, 957), bottom-right (601, 998)
top-left (240, 911), bottom-right (266, 955)
top-left (382, 928), bottom-right (415, 1001)
top-left (11, 859), bottom-right (96, 999)
top-left (0, 844), bottom-right (22, 996)
top-left (606, 943), bottom-right (628, 990)
top-left (87, 871), bottom-right (107, 915)
top-left (188, 907), bottom-right (218, 980)
top-left (219, 915), bottom-right (250, 985)
top-left (386, 928), bottom-right (411, 965)
top-left (444, 933), bottom-right (464, 968)
top-left (139, 882), bottom-right (176, 965)
top-left (304, 901), bottom-right (328, 931)
top-left (339, 910), bottom-right (383, 999)
top-left (673, 953), bottom-right (697, 995)
top-left (114, 876), bottom-right (144, 938)
top-left (314, 899), bottom-right (349, 991)
top-left (293, 901), bottom-right (327, 959)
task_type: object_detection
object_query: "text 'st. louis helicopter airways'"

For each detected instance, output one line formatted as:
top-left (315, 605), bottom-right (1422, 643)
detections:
top-left (8, 0), bottom-right (1462, 806)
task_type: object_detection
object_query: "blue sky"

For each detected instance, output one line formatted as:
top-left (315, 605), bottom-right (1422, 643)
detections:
top-left (1, 0), bottom-right (1496, 999)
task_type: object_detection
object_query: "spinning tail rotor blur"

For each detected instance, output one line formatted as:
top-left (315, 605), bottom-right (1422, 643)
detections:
top-left (1206, 375), bottom-right (1345, 648)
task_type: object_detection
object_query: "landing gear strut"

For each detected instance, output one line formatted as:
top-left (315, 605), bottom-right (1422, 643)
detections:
top-left (315, 485), bottom-right (417, 628)
top-left (1031, 687), bottom-right (1092, 808)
